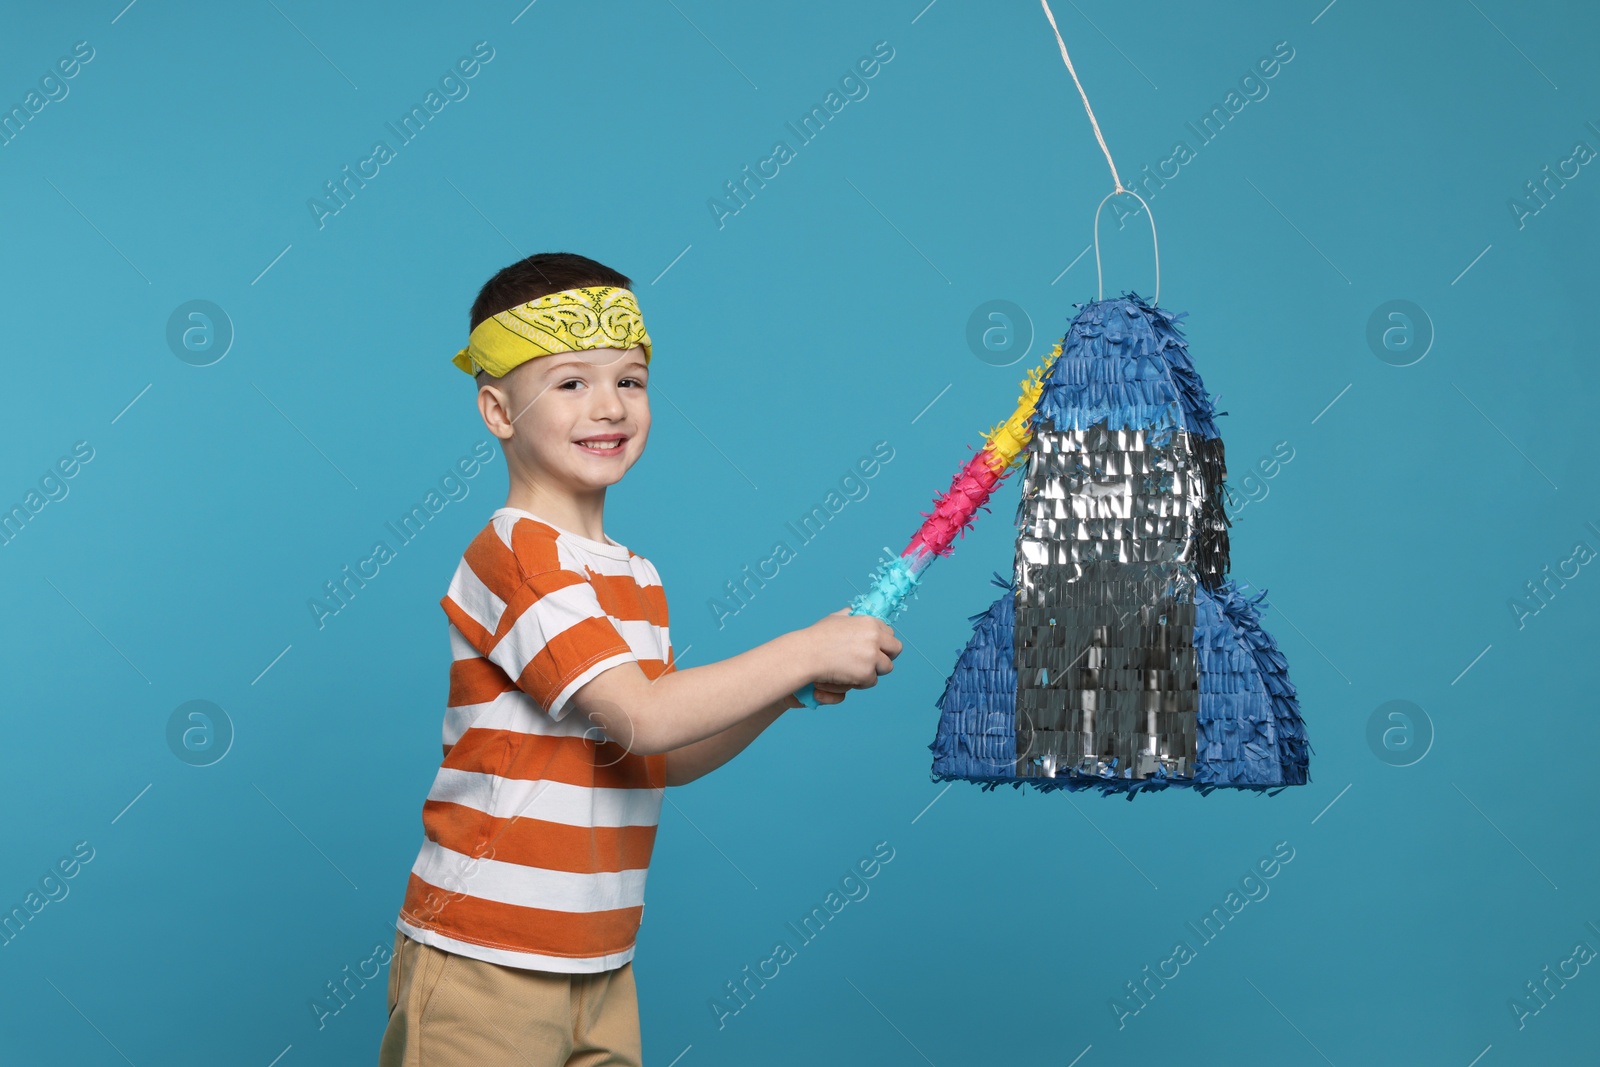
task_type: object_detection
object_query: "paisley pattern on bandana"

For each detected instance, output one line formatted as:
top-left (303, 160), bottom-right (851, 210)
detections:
top-left (451, 286), bottom-right (653, 377)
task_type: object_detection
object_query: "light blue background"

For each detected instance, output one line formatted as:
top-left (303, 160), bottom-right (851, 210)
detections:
top-left (2, 1), bottom-right (1597, 1064)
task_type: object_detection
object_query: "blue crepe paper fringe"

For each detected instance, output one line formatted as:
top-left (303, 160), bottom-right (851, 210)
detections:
top-left (850, 548), bottom-right (923, 625)
top-left (1215, 582), bottom-right (1311, 786)
top-left (1033, 291), bottom-right (1223, 445)
top-left (927, 572), bottom-right (1020, 783)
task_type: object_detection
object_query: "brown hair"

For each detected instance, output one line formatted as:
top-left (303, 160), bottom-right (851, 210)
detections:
top-left (468, 252), bottom-right (632, 332)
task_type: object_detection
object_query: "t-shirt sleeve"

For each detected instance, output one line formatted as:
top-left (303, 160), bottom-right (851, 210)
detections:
top-left (476, 567), bottom-right (638, 720)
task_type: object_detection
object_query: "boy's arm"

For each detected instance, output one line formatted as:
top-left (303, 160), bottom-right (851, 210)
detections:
top-left (663, 681), bottom-right (854, 785)
top-left (567, 615), bottom-right (896, 758)
top-left (661, 694), bottom-right (796, 787)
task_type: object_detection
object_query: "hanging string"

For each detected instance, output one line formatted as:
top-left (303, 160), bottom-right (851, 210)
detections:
top-left (1039, 0), bottom-right (1123, 193)
top-left (1038, 0), bottom-right (1159, 304)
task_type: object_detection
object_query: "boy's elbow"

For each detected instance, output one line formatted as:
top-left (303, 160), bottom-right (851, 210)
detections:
top-left (585, 710), bottom-right (668, 756)
top-left (627, 730), bottom-right (672, 758)
top-left (569, 665), bottom-right (667, 754)
top-left (612, 699), bottom-right (669, 756)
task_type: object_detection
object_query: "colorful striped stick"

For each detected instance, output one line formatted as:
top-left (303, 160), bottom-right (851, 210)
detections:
top-left (793, 342), bottom-right (1065, 708)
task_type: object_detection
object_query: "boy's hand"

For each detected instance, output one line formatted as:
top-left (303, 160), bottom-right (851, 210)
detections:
top-left (806, 681), bottom-right (853, 706)
top-left (781, 683), bottom-right (849, 709)
top-left (803, 607), bottom-right (902, 695)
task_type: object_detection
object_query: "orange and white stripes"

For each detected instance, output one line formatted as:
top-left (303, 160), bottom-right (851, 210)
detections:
top-left (396, 508), bottom-right (674, 972)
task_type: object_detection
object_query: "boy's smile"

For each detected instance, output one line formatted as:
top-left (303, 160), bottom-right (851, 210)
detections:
top-left (575, 432), bottom-right (629, 457)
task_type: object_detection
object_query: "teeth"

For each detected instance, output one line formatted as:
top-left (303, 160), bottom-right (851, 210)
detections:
top-left (581, 439), bottom-right (621, 450)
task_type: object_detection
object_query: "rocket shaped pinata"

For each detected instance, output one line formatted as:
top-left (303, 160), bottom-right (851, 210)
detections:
top-left (929, 291), bottom-right (1311, 797)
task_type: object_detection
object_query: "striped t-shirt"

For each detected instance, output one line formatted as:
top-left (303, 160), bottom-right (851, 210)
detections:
top-left (395, 507), bottom-right (674, 973)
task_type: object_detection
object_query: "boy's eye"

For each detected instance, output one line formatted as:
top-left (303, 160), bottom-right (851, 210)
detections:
top-left (556, 376), bottom-right (644, 390)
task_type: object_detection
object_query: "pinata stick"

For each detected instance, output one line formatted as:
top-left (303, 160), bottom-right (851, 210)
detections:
top-left (793, 342), bottom-right (1064, 708)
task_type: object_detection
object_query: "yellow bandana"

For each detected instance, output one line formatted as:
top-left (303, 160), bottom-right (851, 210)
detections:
top-left (452, 286), bottom-right (653, 377)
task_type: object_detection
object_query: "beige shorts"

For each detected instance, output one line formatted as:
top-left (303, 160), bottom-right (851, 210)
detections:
top-left (377, 932), bottom-right (642, 1067)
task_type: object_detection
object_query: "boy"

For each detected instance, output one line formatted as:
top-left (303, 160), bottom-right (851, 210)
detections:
top-left (379, 252), bottom-right (901, 1066)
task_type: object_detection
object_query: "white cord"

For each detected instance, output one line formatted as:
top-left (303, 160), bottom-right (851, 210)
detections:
top-left (1040, 0), bottom-right (1160, 304)
top-left (1094, 187), bottom-right (1160, 306)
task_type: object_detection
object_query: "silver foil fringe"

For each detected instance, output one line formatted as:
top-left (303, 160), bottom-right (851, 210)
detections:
top-left (1013, 413), bottom-right (1203, 780)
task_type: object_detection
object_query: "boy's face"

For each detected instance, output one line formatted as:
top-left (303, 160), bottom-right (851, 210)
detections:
top-left (480, 346), bottom-right (651, 494)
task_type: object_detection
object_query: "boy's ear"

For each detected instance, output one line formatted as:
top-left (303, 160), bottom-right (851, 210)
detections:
top-left (477, 380), bottom-right (515, 440)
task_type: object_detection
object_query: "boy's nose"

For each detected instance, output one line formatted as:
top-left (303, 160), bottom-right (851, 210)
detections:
top-left (592, 385), bottom-right (628, 418)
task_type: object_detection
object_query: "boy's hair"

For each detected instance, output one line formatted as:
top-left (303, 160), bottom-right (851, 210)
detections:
top-left (469, 252), bottom-right (633, 387)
